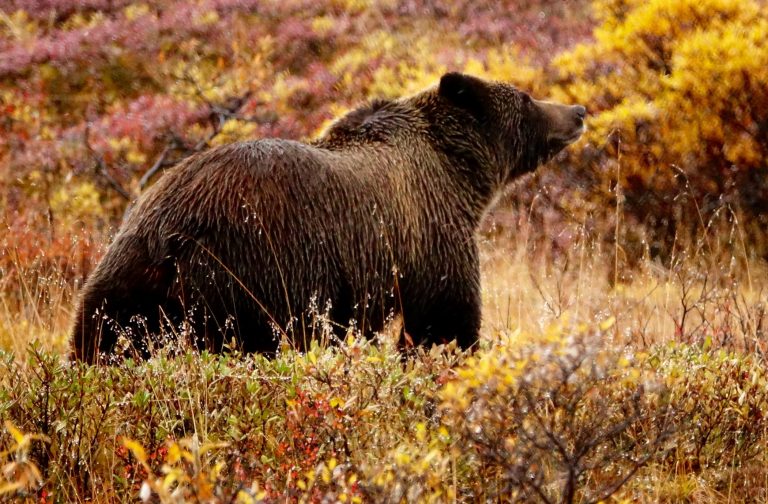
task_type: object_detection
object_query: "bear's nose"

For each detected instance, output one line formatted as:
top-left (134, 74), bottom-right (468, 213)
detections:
top-left (573, 105), bottom-right (587, 120)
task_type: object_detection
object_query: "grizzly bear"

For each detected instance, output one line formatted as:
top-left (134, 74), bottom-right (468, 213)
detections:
top-left (71, 72), bottom-right (586, 363)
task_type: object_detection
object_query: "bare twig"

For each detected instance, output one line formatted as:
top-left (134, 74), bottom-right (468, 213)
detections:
top-left (84, 125), bottom-right (132, 201)
top-left (137, 144), bottom-right (173, 191)
top-left (137, 90), bottom-right (256, 191)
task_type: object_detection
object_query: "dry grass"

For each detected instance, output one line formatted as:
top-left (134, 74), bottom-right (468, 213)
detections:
top-left (481, 223), bottom-right (767, 349)
top-left (0, 267), bottom-right (73, 356)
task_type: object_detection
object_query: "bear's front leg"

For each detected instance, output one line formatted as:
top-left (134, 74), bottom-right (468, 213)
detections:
top-left (401, 272), bottom-right (481, 351)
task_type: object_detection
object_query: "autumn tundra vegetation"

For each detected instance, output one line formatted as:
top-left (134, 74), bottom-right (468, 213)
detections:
top-left (1, 0), bottom-right (768, 502)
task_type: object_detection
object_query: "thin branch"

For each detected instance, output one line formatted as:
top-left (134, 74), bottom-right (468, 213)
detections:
top-left (84, 125), bottom-right (132, 201)
top-left (137, 90), bottom-right (256, 192)
top-left (137, 144), bottom-right (173, 191)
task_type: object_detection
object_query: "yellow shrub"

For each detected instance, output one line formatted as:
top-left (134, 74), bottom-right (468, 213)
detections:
top-left (440, 325), bottom-right (667, 503)
top-left (463, 47), bottom-right (547, 97)
top-left (49, 181), bottom-right (103, 228)
top-left (550, 0), bottom-right (768, 257)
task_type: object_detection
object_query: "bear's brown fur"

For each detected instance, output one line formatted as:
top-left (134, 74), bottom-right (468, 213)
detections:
top-left (71, 72), bottom-right (586, 362)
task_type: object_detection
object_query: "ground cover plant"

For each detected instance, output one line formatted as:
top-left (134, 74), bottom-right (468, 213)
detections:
top-left (2, 0), bottom-right (768, 502)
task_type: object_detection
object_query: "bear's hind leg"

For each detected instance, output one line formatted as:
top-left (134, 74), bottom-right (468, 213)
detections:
top-left (71, 234), bottom-right (176, 363)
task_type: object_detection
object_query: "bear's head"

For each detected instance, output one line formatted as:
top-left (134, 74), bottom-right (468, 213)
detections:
top-left (435, 72), bottom-right (586, 185)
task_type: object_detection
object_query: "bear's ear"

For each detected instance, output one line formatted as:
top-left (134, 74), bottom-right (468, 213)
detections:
top-left (438, 72), bottom-right (490, 119)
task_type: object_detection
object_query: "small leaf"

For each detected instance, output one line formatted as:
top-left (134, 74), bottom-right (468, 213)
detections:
top-left (167, 443), bottom-right (182, 464)
top-left (123, 438), bottom-right (147, 464)
top-left (5, 421), bottom-right (26, 447)
top-left (600, 316), bottom-right (616, 331)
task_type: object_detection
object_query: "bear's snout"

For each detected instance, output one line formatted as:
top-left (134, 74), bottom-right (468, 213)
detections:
top-left (573, 105), bottom-right (587, 123)
top-left (567, 104), bottom-right (587, 140)
top-left (534, 99), bottom-right (587, 147)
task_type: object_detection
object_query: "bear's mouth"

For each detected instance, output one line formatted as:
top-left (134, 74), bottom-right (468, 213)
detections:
top-left (547, 124), bottom-right (586, 155)
top-left (551, 124), bottom-right (587, 145)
